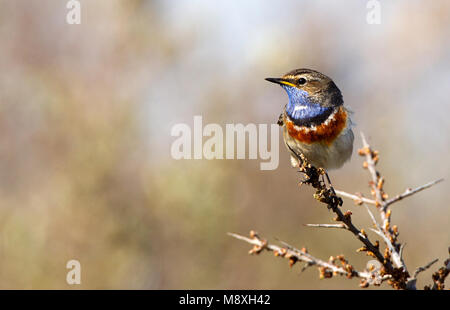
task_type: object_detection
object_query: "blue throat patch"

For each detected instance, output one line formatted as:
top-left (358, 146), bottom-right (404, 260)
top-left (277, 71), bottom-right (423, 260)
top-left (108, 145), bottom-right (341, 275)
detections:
top-left (283, 86), bottom-right (332, 127)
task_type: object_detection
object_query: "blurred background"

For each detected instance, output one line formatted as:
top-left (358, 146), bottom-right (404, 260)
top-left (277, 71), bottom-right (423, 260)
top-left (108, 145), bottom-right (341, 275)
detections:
top-left (0, 0), bottom-right (449, 289)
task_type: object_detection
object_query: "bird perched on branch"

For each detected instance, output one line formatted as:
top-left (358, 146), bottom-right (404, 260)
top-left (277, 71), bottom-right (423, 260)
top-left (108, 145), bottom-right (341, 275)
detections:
top-left (266, 68), bottom-right (354, 170)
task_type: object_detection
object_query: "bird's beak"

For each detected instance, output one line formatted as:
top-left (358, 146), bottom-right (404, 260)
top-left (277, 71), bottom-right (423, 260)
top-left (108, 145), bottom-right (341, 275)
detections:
top-left (265, 77), bottom-right (296, 88)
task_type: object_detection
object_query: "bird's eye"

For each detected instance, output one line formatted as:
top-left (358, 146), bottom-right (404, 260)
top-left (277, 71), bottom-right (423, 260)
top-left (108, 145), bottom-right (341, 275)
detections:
top-left (297, 78), bottom-right (307, 85)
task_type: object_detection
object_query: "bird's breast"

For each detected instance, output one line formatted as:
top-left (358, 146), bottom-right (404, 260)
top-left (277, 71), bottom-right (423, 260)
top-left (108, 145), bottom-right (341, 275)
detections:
top-left (285, 106), bottom-right (348, 146)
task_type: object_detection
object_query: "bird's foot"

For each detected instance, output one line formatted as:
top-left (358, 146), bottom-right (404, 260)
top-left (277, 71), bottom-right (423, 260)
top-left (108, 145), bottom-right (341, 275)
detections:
top-left (298, 164), bottom-right (322, 188)
top-left (314, 188), bottom-right (343, 207)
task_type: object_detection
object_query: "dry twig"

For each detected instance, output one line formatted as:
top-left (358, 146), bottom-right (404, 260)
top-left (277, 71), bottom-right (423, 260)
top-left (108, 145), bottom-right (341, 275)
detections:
top-left (229, 133), bottom-right (445, 289)
top-left (334, 190), bottom-right (376, 206)
top-left (228, 231), bottom-right (391, 286)
top-left (383, 179), bottom-right (444, 209)
top-left (304, 223), bottom-right (346, 229)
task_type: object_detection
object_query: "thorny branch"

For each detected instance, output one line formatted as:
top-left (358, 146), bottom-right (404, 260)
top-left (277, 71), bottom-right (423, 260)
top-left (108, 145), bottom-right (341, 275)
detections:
top-left (228, 231), bottom-right (391, 286)
top-left (424, 247), bottom-right (450, 290)
top-left (383, 179), bottom-right (444, 209)
top-left (229, 132), bottom-right (446, 289)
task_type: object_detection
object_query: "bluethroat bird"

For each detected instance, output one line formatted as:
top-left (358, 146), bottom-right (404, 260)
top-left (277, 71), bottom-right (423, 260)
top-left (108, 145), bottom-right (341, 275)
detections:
top-left (266, 69), bottom-right (354, 171)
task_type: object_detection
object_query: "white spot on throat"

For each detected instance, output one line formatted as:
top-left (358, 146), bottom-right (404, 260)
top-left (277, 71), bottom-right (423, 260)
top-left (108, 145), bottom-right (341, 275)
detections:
top-left (294, 105), bottom-right (307, 111)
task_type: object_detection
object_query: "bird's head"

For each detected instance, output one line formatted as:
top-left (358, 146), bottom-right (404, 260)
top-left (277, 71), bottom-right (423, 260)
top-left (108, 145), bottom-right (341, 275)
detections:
top-left (266, 68), bottom-right (343, 126)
